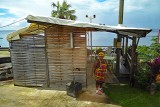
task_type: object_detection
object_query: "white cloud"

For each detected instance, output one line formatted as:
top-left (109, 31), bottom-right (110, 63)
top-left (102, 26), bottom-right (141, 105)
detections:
top-left (0, 0), bottom-right (159, 30)
top-left (0, 0), bottom-right (52, 17)
top-left (0, 13), bottom-right (6, 15)
top-left (0, 0), bottom-right (118, 20)
top-left (124, 0), bottom-right (160, 13)
top-left (0, 0), bottom-right (53, 29)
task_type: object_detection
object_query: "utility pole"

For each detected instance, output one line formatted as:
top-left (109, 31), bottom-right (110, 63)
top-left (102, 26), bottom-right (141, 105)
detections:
top-left (118, 0), bottom-right (124, 24)
top-left (116, 0), bottom-right (124, 74)
top-left (86, 15), bottom-right (96, 62)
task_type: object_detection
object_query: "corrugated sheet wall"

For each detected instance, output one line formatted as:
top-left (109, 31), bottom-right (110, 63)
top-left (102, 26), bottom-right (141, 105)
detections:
top-left (10, 35), bottom-right (47, 86)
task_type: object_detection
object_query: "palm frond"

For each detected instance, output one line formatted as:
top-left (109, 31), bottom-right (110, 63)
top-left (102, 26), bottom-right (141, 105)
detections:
top-left (51, 2), bottom-right (57, 8)
top-left (51, 10), bottom-right (58, 17)
top-left (63, 1), bottom-right (71, 10)
top-left (68, 10), bottom-right (76, 14)
top-left (51, 1), bottom-right (77, 20)
top-left (70, 15), bottom-right (77, 20)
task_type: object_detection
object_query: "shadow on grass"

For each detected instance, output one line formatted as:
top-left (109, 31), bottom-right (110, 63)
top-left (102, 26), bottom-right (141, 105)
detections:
top-left (104, 84), bottom-right (160, 107)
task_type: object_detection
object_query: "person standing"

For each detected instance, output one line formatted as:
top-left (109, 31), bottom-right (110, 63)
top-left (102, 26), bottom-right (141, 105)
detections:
top-left (92, 52), bottom-right (110, 95)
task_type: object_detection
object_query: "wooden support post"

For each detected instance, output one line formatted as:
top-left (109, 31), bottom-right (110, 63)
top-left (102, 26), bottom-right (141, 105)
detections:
top-left (116, 0), bottom-right (124, 75)
top-left (116, 35), bottom-right (121, 75)
top-left (85, 32), bottom-right (88, 88)
top-left (125, 36), bottom-right (128, 61)
top-left (130, 37), bottom-right (136, 87)
top-left (122, 36), bottom-right (125, 56)
top-left (90, 31), bottom-right (93, 62)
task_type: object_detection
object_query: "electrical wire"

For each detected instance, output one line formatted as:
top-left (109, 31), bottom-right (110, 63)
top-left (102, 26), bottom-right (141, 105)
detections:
top-left (0, 18), bottom-right (26, 29)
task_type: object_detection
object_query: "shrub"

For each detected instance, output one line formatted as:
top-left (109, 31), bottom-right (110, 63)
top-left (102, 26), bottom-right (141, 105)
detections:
top-left (135, 62), bottom-right (151, 89)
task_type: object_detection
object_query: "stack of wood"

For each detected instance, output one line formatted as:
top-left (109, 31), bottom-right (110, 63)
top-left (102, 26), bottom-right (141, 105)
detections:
top-left (0, 63), bottom-right (12, 80)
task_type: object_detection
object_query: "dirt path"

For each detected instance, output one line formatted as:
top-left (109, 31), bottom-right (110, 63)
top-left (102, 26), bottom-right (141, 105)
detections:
top-left (0, 80), bottom-right (121, 107)
top-left (0, 61), bottom-right (121, 107)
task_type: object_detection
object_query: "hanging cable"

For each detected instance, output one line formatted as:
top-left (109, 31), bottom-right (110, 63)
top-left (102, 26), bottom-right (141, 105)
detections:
top-left (0, 18), bottom-right (26, 29)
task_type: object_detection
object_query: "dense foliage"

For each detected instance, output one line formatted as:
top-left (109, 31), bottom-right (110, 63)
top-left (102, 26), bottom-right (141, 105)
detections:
top-left (135, 62), bottom-right (151, 88)
top-left (137, 37), bottom-right (160, 61)
top-left (135, 36), bottom-right (160, 89)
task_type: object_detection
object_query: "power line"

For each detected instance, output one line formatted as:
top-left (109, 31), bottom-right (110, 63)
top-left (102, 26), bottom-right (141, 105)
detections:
top-left (0, 18), bottom-right (26, 29)
top-left (145, 36), bottom-right (158, 38)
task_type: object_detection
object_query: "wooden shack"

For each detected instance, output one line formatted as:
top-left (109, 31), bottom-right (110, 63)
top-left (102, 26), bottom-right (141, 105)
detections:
top-left (7, 15), bottom-right (151, 90)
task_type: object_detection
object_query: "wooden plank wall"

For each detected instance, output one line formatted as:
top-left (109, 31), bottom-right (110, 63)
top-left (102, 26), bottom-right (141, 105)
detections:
top-left (10, 35), bottom-right (47, 86)
top-left (45, 26), bottom-right (87, 90)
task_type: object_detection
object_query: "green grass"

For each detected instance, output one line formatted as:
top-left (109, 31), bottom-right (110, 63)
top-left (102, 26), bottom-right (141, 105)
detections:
top-left (104, 84), bottom-right (160, 107)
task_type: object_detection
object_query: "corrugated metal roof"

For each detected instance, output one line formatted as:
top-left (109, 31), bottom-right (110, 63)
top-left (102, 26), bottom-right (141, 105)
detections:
top-left (7, 15), bottom-right (152, 41)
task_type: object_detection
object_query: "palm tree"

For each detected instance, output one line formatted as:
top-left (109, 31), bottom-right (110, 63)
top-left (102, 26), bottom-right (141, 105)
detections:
top-left (51, 1), bottom-right (77, 20)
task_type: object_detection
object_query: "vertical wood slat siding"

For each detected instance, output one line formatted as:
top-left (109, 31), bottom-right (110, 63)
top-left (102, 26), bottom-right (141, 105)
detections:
top-left (45, 26), bottom-right (87, 90)
top-left (10, 26), bottom-right (87, 90)
top-left (10, 35), bottom-right (47, 86)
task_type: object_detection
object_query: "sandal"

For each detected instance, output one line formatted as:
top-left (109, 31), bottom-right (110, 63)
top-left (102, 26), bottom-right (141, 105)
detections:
top-left (99, 88), bottom-right (104, 93)
top-left (96, 90), bottom-right (103, 95)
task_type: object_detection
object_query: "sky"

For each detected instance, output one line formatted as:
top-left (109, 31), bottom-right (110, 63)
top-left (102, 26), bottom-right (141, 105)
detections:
top-left (0, 0), bottom-right (160, 46)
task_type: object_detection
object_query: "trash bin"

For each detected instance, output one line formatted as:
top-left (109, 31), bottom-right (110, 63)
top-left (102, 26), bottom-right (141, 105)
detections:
top-left (66, 81), bottom-right (82, 98)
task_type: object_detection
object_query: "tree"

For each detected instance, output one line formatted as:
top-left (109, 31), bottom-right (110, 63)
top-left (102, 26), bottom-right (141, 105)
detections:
top-left (51, 1), bottom-right (77, 20)
top-left (150, 37), bottom-right (160, 58)
top-left (135, 36), bottom-right (160, 90)
top-left (137, 36), bottom-right (160, 62)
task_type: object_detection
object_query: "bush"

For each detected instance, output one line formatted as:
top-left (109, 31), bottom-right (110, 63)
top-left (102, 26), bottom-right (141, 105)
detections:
top-left (135, 62), bottom-right (151, 89)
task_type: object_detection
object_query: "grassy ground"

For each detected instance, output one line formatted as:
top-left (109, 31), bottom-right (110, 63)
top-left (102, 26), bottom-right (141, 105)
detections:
top-left (104, 84), bottom-right (160, 107)
top-left (0, 51), bottom-right (10, 57)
